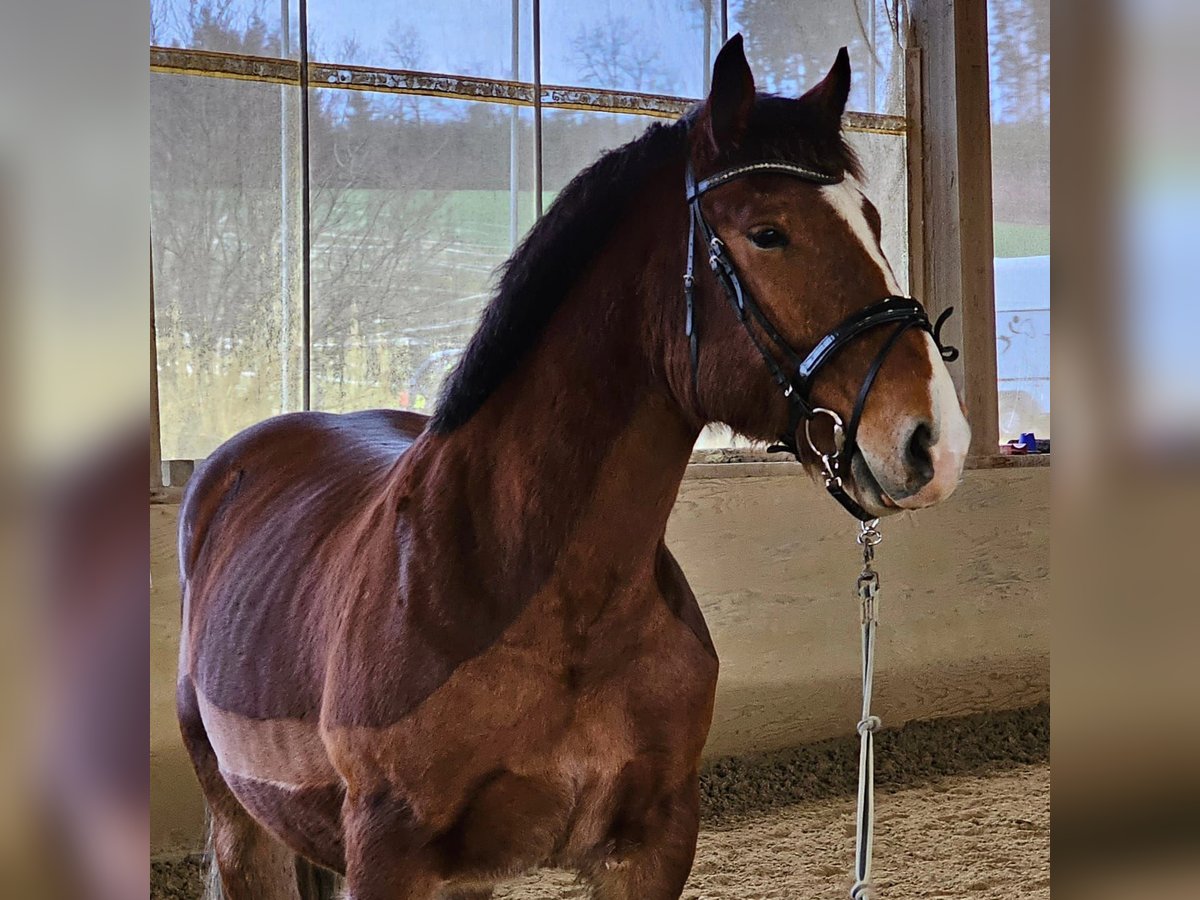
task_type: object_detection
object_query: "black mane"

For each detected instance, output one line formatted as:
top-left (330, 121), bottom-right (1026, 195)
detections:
top-left (429, 96), bottom-right (858, 433)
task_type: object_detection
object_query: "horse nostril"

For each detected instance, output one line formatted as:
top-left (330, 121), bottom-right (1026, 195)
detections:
top-left (905, 422), bottom-right (936, 488)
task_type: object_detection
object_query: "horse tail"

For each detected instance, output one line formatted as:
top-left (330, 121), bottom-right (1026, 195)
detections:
top-left (199, 815), bottom-right (342, 900)
top-left (295, 858), bottom-right (342, 900)
top-left (201, 815), bottom-right (221, 900)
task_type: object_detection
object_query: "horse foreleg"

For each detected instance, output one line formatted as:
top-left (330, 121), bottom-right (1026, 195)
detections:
top-left (341, 787), bottom-right (443, 900)
top-left (588, 775), bottom-right (701, 900)
top-left (178, 678), bottom-right (310, 900)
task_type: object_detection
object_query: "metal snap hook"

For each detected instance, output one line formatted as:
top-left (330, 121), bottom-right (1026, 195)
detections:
top-left (857, 518), bottom-right (882, 547)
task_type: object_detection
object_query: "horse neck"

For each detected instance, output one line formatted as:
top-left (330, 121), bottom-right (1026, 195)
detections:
top-left (409, 175), bottom-right (698, 596)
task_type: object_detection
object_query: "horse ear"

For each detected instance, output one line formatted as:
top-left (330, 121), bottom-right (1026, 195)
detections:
top-left (799, 47), bottom-right (851, 130)
top-left (697, 34), bottom-right (756, 156)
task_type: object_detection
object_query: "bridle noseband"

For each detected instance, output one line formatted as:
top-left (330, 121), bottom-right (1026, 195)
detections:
top-left (683, 160), bottom-right (959, 521)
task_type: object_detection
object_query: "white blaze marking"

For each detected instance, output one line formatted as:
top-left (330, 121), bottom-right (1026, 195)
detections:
top-left (819, 177), bottom-right (904, 296)
top-left (821, 177), bottom-right (972, 502)
top-left (923, 331), bottom-right (971, 462)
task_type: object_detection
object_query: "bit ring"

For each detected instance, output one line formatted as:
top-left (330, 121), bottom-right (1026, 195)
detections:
top-left (804, 407), bottom-right (845, 460)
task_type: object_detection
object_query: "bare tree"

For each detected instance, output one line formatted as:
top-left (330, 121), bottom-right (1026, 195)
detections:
top-left (385, 24), bottom-right (428, 125)
top-left (569, 16), bottom-right (669, 92)
top-left (151, 2), bottom-right (453, 454)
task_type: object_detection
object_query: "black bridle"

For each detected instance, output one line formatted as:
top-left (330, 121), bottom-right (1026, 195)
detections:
top-left (683, 160), bottom-right (959, 521)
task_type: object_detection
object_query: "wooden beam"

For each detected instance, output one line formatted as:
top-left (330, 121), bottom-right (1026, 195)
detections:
top-left (905, 46), bottom-right (926, 302)
top-left (168, 459), bottom-right (195, 488)
top-left (150, 238), bottom-right (163, 490)
top-left (911, 0), bottom-right (1000, 457)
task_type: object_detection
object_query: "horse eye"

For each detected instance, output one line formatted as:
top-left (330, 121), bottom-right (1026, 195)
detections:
top-left (749, 228), bottom-right (788, 249)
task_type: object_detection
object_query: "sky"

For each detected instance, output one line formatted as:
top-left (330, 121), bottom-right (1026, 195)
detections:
top-left (151, 1), bottom-right (914, 112)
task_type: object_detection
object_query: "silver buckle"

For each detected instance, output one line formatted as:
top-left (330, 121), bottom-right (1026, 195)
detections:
top-left (708, 236), bottom-right (726, 268)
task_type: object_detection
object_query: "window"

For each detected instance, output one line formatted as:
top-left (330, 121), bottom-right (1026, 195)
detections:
top-left (307, 91), bottom-right (538, 414)
top-left (988, 0), bottom-right (1050, 442)
top-left (151, 1), bottom-right (912, 460)
top-left (150, 71), bottom-right (303, 460)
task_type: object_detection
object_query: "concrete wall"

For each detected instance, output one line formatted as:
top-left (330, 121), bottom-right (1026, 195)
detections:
top-left (150, 464), bottom-right (1048, 855)
top-left (674, 463), bottom-right (1048, 758)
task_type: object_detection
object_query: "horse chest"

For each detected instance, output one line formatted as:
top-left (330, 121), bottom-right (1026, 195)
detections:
top-left (326, 589), bottom-right (716, 857)
top-left (416, 652), bottom-right (713, 874)
top-left (522, 611), bottom-right (719, 851)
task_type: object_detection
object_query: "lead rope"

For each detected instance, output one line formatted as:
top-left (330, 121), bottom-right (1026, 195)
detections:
top-left (851, 518), bottom-right (883, 900)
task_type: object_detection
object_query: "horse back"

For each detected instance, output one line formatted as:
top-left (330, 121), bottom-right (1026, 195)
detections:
top-left (178, 409), bottom-right (427, 720)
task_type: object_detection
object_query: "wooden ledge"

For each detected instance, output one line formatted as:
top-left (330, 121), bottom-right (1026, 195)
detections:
top-left (685, 448), bottom-right (1049, 479)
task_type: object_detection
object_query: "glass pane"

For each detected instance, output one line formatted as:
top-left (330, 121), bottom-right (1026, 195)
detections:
top-left (540, 108), bottom-right (750, 452)
top-left (989, 0), bottom-right (1050, 442)
top-left (729, 0), bottom-right (908, 115)
top-left (305, 0), bottom-right (534, 82)
top-left (541, 108), bottom-right (653, 200)
top-left (309, 91), bottom-right (537, 414)
top-left (151, 0), bottom-right (299, 59)
top-left (540, 0), bottom-right (722, 97)
top-left (846, 130), bottom-right (909, 292)
top-left (151, 73), bottom-right (303, 461)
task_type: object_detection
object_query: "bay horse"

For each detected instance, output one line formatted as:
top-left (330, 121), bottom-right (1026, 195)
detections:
top-left (177, 37), bottom-right (969, 900)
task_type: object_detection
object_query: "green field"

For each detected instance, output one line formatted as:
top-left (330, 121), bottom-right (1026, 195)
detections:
top-left (993, 222), bottom-right (1050, 258)
top-left (338, 188), bottom-right (1052, 260)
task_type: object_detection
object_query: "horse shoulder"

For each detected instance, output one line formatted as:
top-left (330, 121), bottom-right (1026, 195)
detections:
top-left (654, 543), bottom-right (717, 661)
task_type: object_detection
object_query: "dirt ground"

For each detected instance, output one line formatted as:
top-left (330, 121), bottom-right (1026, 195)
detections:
top-left (152, 705), bottom-right (1049, 899)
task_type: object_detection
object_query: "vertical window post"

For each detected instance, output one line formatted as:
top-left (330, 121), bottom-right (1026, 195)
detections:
top-left (299, 0), bottom-right (312, 411)
top-left (532, 0), bottom-right (543, 218)
top-left (151, 238), bottom-right (162, 490)
top-left (911, 0), bottom-right (1000, 458)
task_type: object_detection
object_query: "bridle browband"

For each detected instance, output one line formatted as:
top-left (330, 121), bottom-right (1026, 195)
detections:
top-left (683, 159), bottom-right (959, 521)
